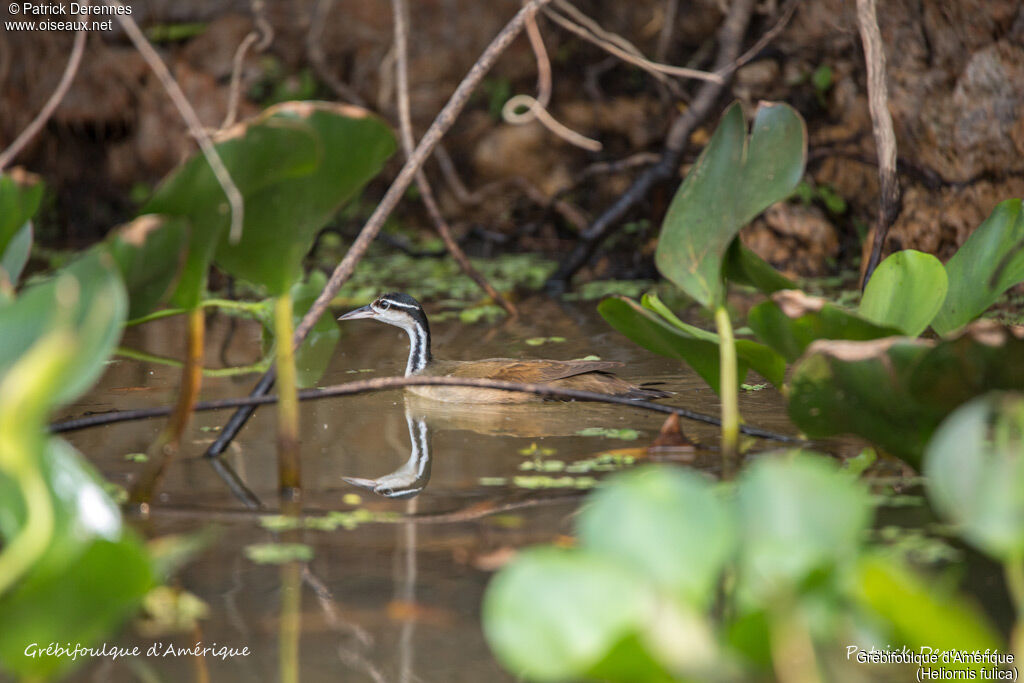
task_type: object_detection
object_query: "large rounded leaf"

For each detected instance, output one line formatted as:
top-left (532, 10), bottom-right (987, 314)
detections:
top-left (933, 199), bottom-right (1024, 335)
top-left (749, 290), bottom-right (900, 363)
top-left (0, 249), bottom-right (126, 407)
top-left (214, 102), bottom-right (396, 295)
top-left (654, 101), bottom-right (806, 308)
top-left (0, 169), bottom-right (43, 267)
top-left (577, 466), bottom-right (733, 608)
top-left (483, 547), bottom-right (653, 682)
top-left (106, 215), bottom-right (188, 319)
top-left (735, 452), bottom-right (872, 603)
top-left (859, 249), bottom-right (947, 336)
top-left (924, 392), bottom-right (1024, 560)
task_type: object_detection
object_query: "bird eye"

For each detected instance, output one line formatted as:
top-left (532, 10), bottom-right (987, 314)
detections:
top-left (378, 300), bottom-right (391, 311)
top-left (378, 487), bottom-right (393, 497)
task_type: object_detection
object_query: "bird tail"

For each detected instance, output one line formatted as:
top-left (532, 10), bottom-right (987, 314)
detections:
top-left (626, 382), bottom-right (673, 400)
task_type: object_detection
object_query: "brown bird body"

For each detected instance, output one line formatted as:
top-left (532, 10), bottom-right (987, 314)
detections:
top-left (339, 293), bottom-right (670, 404)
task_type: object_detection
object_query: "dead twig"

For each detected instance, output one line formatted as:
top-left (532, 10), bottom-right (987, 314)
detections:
top-left (544, 1), bottom-right (722, 86)
top-left (547, 0), bottom-right (757, 289)
top-left (856, 0), bottom-right (901, 288)
top-left (307, 0), bottom-right (368, 107)
top-left (0, 18), bottom-right (87, 171)
top-left (502, 11), bottom-right (602, 152)
top-left (114, 5), bottom-right (246, 244)
top-left (51, 373), bottom-right (803, 443)
top-left (391, 0), bottom-right (517, 316)
top-left (203, 0), bottom-right (554, 459)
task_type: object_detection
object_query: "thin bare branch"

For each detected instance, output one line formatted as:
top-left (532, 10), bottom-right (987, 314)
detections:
top-left (391, 0), bottom-right (517, 316)
top-left (544, 1), bottom-right (723, 85)
top-left (307, 0), bottom-right (368, 106)
top-left (114, 5), bottom-right (246, 243)
top-left (51, 374), bottom-right (803, 443)
top-left (0, 22), bottom-right (87, 171)
top-left (856, 0), bottom-right (901, 287)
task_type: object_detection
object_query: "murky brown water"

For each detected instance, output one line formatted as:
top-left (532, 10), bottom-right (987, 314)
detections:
top-left (57, 296), bottom-right (805, 682)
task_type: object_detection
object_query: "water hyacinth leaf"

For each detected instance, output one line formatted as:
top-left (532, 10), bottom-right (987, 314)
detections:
top-left (933, 199), bottom-right (1024, 336)
top-left (748, 290), bottom-right (900, 363)
top-left (1, 222), bottom-right (32, 286)
top-left (735, 452), bottom-right (872, 603)
top-left (107, 215), bottom-right (188, 319)
top-left (599, 296), bottom-right (784, 393)
top-left (854, 554), bottom-right (1001, 667)
top-left (924, 393), bottom-right (1024, 560)
top-left (214, 102), bottom-right (396, 295)
top-left (722, 240), bottom-right (795, 295)
top-left (654, 101), bottom-right (806, 308)
top-left (291, 271), bottom-right (340, 387)
top-left (143, 107), bottom-right (324, 308)
top-left (0, 169), bottom-right (43, 259)
top-left (787, 338), bottom-right (938, 465)
top-left (859, 250), bottom-right (947, 336)
top-left (0, 250), bottom-right (126, 406)
top-left (577, 466), bottom-right (733, 608)
top-left (483, 547), bottom-right (652, 682)
top-left (788, 324), bottom-right (1024, 466)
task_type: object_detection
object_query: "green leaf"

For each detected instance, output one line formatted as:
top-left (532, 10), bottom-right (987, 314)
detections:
top-left (1, 222), bottom-right (32, 286)
top-left (787, 323), bottom-right (1024, 466)
top-left (859, 250), bottom-right (947, 336)
top-left (654, 101), bottom-right (806, 308)
top-left (214, 102), bottom-right (396, 295)
top-left (291, 271), bottom-right (340, 387)
top-left (106, 214), bottom-right (189, 319)
top-left (933, 198), bottom-right (1024, 335)
top-left (854, 554), bottom-right (1001, 668)
top-left (748, 290), bottom-right (901, 363)
top-left (599, 296), bottom-right (785, 393)
top-left (577, 466), bottom-right (733, 608)
top-left (924, 393), bottom-right (1024, 560)
top-left (0, 170), bottom-right (43, 260)
top-left (722, 240), bottom-right (795, 295)
top-left (0, 249), bottom-right (127, 406)
top-left (483, 547), bottom-right (652, 682)
top-left (735, 452), bottom-right (872, 603)
top-left (143, 107), bottom-right (325, 308)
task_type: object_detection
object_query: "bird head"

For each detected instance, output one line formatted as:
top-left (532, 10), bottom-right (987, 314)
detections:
top-left (337, 292), bottom-right (426, 330)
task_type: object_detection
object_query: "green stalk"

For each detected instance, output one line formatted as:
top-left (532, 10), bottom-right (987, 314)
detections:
top-left (274, 294), bottom-right (302, 502)
top-left (279, 559), bottom-right (302, 683)
top-left (1005, 555), bottom-right (1024, 656)
top-left (714, 306), bottom-right (739, 471)
top-left (0, 465), bottom-right (53, 596)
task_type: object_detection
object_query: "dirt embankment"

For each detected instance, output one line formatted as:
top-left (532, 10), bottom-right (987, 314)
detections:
top-left (1, 0), bottom-right (1022, 276)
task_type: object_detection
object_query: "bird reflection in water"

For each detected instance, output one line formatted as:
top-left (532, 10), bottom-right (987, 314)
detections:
top-left (343, 408), bottom-right (432, 499)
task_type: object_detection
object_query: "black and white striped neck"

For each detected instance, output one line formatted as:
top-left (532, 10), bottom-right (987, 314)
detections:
top-left (403, 316), bottom-right (432, 375)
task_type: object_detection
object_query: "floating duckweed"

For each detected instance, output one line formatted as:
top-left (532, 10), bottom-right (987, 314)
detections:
top-left (741, 383), bottom-right (769, 392)
top-left (513, 475), bottom-right (599, 490)
top-left (525, 336), bottom-right (566, 346)
top-left (479, 476), bottom-right (509, 486)
top-left (198, 425), bottom-right (221, 432)
top-left (244, 542), bottom-right (314, 564)
top-left (124, 452), bottom-right (148, 463)
top-left (103, 482), bottom-right (129, 505)
top-left (519, 459), bottom-right (566, 472)
top-left (575, 427), bottom-right (640, 441)
top-left (518, 443), bottom-right (556, 457)
top-left (565, 452), bottom-right (637, 473)
top-left (342, 493), bottom-right (362, 506)
top-left (259, 515), bottom-right (302, 532)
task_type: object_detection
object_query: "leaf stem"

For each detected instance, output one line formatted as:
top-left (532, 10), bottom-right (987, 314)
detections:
top-left (0, 464), bottom-right (53, 596)
top-left (274, 294), bottom-right (302, 502)
top-left (1005, 555), bottom-right (1024, 655)
top-left (715, 306), bottom-right (739, 472)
